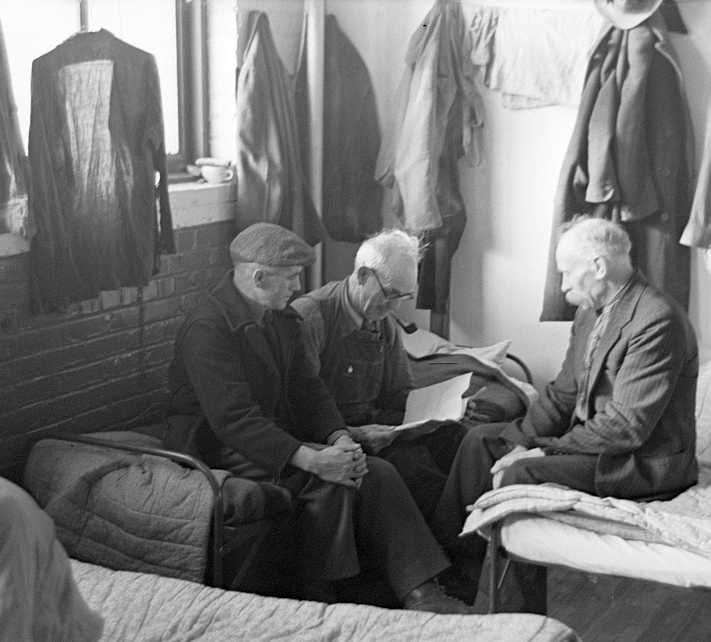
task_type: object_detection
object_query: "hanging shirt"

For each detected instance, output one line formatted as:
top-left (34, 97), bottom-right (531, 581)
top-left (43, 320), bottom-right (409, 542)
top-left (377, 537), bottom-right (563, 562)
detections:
top-left (28, 29), bottom-right (174, 312)
top-left (470, 5), bottom-right (604, 110)
top-left (0, 18), bottom-right (33, 238)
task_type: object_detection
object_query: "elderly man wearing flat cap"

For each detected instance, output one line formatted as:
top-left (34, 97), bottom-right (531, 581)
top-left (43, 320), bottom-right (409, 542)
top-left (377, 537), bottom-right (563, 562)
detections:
top-left (168, 222), bottom-right (474, 613)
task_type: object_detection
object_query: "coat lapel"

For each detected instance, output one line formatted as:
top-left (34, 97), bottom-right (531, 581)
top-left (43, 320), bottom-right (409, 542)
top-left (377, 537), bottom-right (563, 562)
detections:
top-left (584, 275), bottom-right (646, 396)
top-left (243, 324), bottom-right (281, 377)
top-left (208, 271), bottom-right (281, 377)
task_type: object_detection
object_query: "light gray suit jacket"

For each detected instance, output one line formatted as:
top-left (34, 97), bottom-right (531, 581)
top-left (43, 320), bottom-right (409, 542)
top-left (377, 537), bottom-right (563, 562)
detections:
top-left (504, 273), bottom-right (698, 499)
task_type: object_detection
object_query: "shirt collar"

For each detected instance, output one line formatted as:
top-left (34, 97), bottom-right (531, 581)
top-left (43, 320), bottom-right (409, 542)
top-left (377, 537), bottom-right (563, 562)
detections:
top-left (342, 279), bottom-right (365, 331)
top-left (209, 269), bottom-right (296, 332)
top-left (244, 294), bottom-right (267, 325)
top-left (599, 273), bottom-right (635, 316)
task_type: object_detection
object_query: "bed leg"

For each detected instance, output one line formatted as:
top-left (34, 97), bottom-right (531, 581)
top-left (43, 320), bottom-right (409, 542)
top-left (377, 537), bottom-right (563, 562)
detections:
top-left (488, 523), bottom-right (502, 613)
top-left (514, 562), bottom-right (547, 615)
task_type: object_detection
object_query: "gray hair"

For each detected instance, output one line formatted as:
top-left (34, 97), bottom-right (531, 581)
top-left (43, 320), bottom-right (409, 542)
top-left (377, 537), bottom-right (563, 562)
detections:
top-left (559, 217), bottom-right (632, 265)
top-left (354, 229), bottom-right (422, 284)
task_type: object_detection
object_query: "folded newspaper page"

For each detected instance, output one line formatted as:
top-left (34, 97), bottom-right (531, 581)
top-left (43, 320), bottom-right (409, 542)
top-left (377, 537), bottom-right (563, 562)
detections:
top-left (395, 372), bottom-right (473, 431)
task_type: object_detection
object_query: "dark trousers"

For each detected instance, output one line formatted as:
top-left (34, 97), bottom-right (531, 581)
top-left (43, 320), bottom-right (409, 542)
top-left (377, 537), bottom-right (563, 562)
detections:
top-left (379, 422), bottom-right (466, 522)
top-left (225, 453), bottom-right (449, 600)
top-left (431, 422), bottom-right (598, 569)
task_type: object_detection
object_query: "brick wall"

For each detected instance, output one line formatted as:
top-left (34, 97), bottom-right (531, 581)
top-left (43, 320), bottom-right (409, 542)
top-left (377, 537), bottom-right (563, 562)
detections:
top-left (0, 195), bottom-right (235, 482)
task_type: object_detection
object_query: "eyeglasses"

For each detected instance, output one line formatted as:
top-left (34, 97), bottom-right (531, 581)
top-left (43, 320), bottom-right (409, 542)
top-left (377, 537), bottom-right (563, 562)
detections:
top-left (369, 269), bottom-right (414, 302)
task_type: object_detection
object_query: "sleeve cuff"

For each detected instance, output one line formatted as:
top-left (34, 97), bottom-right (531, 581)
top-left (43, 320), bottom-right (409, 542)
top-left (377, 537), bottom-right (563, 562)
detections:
top-left (326, 429), bottom-right (351, 446)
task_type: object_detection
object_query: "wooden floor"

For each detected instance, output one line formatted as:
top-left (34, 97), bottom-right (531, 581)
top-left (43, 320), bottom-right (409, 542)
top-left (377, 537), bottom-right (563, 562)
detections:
top-left (546, 567), bottom-right (711, 641)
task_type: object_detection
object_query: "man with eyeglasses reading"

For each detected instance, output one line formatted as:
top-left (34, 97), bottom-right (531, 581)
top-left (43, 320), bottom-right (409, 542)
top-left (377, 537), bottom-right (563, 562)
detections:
top-left (292, 229), bottom-right (468, 528)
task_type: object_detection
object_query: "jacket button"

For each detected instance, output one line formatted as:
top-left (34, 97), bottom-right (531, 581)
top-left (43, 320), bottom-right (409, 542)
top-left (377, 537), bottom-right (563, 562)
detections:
top-left (660, 212), bottom-right (669, 222)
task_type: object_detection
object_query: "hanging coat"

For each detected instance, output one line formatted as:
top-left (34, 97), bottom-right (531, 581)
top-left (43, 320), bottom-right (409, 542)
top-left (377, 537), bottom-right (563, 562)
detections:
top-left (375, 0), bottom-right (483, 312)
top-left (28, 29), bottom-right (174, 312)
top-left (295, 14), bottom-right (382, 242)
top-left (0, 18), bottom-right (32, 238)
top-left (680, 105), bottom-right (711, 249)
top-left (540, 15), bottom-right (692, 321)
top-left (235, 11), bottom-right (325, 246)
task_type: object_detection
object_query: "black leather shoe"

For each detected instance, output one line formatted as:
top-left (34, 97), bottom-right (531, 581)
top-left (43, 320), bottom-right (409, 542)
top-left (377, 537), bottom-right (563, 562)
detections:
top-left (402, 580), bottom-right (479, 614)
top-left (437, 567), bottom-right (479, 606)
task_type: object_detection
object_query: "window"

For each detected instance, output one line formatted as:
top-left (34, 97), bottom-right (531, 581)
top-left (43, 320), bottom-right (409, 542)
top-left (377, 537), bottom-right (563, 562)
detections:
top-left (0, 0), bottom-right (205, 177)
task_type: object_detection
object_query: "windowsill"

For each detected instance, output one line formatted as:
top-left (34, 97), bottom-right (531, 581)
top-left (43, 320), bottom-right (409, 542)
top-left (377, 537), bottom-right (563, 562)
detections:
top-left (0, 181), bottom-right (236, 258)
top-left (168, 179), bottom-right (235, 229)
top-left (0, 233), bottom-right (30, 258)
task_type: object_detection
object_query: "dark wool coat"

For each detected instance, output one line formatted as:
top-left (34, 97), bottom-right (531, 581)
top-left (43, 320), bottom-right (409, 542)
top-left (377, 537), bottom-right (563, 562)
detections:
top-left (295, 15), bottom-right (383, 242)
top-left (168, 271), bottom-right (345, 478)
top-left (540, 16), bottom-right (692, 321)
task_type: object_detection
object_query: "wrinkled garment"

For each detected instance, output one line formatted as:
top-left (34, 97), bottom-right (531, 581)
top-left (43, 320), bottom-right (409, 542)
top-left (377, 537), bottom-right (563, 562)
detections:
top-left (28, 29), bottom-right (174, 312)
top-left (0, 19), bottom-right (32, 237)
top-left (295, 14), bottom-right (382, 242)
top-left (0, 477), bottom-right (103, 641)
top-left (540, 15), bottom-right (692, 321)
top-left (235, 11), bottom-right (324, 246)
top-left (375, 0), bottom-right (483, 233)
top-left (376, 0), bottom-right (482, 312)
top-left (681, 106), bottom-right (711, 249)
top-left (470, 5), bottom-right (603, 109)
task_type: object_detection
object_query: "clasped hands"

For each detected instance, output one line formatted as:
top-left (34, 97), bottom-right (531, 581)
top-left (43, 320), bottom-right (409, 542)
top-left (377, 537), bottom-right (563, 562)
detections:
top-left (313, 435), bottom-right (368, 488)
top-left (489, 445), bottom-right (545, 489)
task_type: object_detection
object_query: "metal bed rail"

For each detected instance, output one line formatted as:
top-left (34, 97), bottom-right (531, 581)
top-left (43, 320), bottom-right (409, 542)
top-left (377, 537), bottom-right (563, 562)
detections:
top-left (50, 433), bottom-right (226, 587)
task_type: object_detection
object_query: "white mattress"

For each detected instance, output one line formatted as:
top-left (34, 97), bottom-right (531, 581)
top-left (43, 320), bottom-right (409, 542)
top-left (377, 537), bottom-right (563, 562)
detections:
top-left (496, 361), bottom-right (711, 590)
top-left (500, 513), bottom-right (711, 589)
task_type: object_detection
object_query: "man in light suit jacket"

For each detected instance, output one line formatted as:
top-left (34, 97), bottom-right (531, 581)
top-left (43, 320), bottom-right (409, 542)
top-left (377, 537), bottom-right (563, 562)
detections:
top-left (432, 216), bottom-right (698, 597)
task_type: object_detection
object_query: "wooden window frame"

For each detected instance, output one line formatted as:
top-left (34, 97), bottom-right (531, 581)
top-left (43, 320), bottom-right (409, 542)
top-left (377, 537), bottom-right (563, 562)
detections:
top-left (170, 0), bottom-right (209, 179)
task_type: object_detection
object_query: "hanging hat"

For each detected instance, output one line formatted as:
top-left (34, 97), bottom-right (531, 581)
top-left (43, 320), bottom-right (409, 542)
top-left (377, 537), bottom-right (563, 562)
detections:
top-left (229, 223), bottom-right (315, 267)
top-left (594, 0), bottom-right (664, 30)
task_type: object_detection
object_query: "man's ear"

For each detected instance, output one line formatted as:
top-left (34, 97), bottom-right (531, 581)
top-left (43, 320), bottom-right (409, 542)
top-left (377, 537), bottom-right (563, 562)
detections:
top-left (356, 266), bottom-right (370, 285)
top-left (592, 256), bottom-right (608, 278)
top-left (253, 268), bottom-right (266, 289)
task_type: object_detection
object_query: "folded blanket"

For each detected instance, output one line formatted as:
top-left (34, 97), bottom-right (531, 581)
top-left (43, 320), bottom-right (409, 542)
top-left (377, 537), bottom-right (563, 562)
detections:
top-left (0, 478), bottom-right (103, 641)
top-left (461, 477), bottom-right (711, 559)
top-left (24, 433), bottom-right (230, 582)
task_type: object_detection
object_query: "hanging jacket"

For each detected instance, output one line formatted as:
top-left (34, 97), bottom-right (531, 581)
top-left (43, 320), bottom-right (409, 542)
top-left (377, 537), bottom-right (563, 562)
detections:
top-left (375, 0), bottom-right (483, 313)
top-left (0, 19), bottom-right (32, 238)
top-left (375, 0), bottom-right (482, 233)
top-left (681, 105), bottom-right (711, 249)
top-left (540, 14), bottom-right (692, 321)
top-left (235, 11), bottom-right (325, 246)
top-left (28, 29), bottom-right (174, 312)
top-left (295, 14), bottom-right (382, 242)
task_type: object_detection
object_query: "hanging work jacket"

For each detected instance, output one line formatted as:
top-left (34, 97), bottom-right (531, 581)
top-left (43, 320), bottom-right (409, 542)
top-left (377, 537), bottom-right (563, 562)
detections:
top-left (375, 0), bottom-right (483, 313)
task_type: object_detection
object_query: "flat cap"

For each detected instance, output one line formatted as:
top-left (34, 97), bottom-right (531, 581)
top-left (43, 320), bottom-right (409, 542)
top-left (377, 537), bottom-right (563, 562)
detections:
top-left (230, 223), bottom-right (316, 267)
